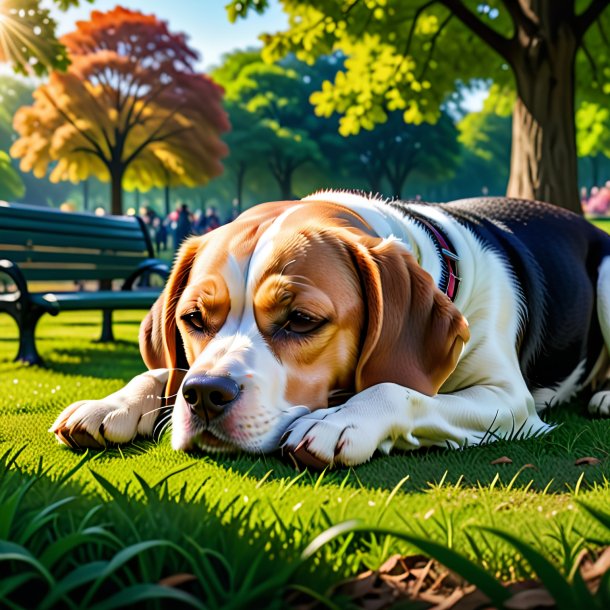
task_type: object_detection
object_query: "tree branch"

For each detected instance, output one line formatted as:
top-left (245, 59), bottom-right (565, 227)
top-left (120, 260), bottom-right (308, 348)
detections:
top-left (438, 0), bottom-right (513, 62)
top-left (581, 39), bottom-right (599, 81)
top-left (420, 12), bottom-right (454, 79)
top-left (394, 0), bottom-right (440, 80)
top-left (575, 0), bottom-right (610, 40)
top-left (40, 88), bottom-right (109, 163)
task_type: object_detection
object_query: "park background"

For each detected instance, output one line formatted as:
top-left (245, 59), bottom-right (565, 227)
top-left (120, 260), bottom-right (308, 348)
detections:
top-left (1, 2), bottom-right (610, 609)
top-left (1, 0), bottom-right (610, 229)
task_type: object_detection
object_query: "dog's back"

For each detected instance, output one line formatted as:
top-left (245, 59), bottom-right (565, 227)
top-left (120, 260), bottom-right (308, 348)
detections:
top-left (436, 197), bottom-right (610, 392)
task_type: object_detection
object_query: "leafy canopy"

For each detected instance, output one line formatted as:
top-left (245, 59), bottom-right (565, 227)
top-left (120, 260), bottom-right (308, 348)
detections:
top-left (227, 1), bottom-right (610, 138)
top-left (11, 7), bottom-right (229, 201)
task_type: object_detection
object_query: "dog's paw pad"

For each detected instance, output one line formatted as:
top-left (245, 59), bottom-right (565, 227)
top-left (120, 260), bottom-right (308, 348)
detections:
top-left (588, 391), bottom-right (610, 416)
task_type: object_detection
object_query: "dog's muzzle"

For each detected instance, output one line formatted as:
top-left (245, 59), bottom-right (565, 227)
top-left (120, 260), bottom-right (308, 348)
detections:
top-left (182, 374), bottom-right (241, 421)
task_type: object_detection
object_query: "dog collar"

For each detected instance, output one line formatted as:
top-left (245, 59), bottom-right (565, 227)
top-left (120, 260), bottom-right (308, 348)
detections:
top-left (411, 214), bottom-right (461, 301)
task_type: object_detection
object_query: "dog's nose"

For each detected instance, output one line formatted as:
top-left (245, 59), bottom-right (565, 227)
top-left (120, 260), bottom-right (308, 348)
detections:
top-left (182, 375), bottom-right (241, 416)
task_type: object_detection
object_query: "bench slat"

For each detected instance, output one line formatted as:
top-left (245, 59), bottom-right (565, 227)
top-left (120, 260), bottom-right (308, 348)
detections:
top-left (0, 249), bottom-right (146, 267)
top-left (0, 230), bottom-right (149, 253)
top-left (31, 290), bottom-right (161, 311)
top-left (0, 217), bottom-right (146, 241)
top-left (0, 202), bottom-right (143, 230)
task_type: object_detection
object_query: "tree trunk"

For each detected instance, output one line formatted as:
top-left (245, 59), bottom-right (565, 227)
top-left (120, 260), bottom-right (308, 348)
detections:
top-left (83, 179), bottom-right (89, 212)
top-left (278, 173), bottom-right (293, 200)
top-left (164, 184), bottom-right (171, 217)
top-left (506, 18), bottom-right (580, 214)
top-left (110, 166), bottom-right (124, 216)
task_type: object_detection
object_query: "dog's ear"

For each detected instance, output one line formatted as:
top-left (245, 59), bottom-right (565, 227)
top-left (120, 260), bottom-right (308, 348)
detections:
top-left (138, 236), bottom-right (202, 399)
top-left (163, 236), bottom-right (203, 398)
top-left (139, 294), bottom-right (166, 370)
top-left (349, 235), bottom-right (470, 396)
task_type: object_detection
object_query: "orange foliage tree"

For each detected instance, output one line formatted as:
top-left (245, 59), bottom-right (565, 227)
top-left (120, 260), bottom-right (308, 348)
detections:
top-left (11, 7), bottom-right (229, 215)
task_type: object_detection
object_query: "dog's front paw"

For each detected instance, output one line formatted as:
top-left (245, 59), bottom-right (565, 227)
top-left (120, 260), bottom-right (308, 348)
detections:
top-left (588, 391), bottom-right (610, 416)
top-left (282, 407), bottom-right (379, 468)
top-left (50, 395), bottom-right (157, 449)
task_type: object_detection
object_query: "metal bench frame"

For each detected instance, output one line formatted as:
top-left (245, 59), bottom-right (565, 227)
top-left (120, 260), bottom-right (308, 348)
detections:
top-left (0, 202), bottom-right (170, 365)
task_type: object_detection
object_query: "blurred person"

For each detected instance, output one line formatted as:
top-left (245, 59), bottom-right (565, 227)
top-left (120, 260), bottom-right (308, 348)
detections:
top-left (201, 206), bottom-right (221, 233)
top-left (174, 203), bottom-right (193, 248)
top-left (153, 215), bottom-right (168, 252)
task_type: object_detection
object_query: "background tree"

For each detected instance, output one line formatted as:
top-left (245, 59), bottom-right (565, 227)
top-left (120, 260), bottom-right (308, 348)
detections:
top-left (216, 50), bottom-right (323, 200)
top-left (345, 111), bottom-right (460, 198)
top-left (0, 150), bottom-right (24, 200)
top-left (228, 0), bottom-right (610, 214)
top-left (11, 7), bottom-right (229, 215)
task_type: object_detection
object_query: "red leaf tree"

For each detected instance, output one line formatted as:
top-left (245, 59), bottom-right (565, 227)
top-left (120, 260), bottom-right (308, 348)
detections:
top-left (12, 7), bottom-right (230, 215)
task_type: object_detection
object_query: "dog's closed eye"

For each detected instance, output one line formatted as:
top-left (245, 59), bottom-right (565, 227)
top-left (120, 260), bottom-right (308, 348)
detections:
top-left (181, 310), bottom-right (206, 332)
top-left (281, 310), bottom-right (327, 335)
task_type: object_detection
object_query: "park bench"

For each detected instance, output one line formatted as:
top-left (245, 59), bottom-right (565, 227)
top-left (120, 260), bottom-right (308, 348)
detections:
top-left (0, 201), bottom-right (170, 365)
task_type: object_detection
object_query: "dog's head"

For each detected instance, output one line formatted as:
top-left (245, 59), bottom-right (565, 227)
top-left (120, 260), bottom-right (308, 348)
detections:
top-left (141, 199), bottom-right (470, 453)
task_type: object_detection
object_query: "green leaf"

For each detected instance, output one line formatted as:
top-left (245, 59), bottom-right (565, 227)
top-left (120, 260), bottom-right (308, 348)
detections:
top-left (0, 540), bottom-right (54, 586)
top-left (88, 584), bottom-right (206, 610)
top-left (0, 572), bottom-right (38, 599)
top-left (81, 540), bottom-right (185, 607)
top-left (38, 561), bottom-right (108, 610)
top-left (301, 522), bottom-right (510, 607)
top-left (483, 527), bottom-right (578, 610)
top-left (39, 528), bottom-right (117, 569)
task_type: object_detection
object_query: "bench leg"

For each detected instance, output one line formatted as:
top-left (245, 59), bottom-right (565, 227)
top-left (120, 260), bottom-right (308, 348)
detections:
top-left (15, 308), bottom-right (45, 366)
top-left (97, 309), bottom-right (115, 343)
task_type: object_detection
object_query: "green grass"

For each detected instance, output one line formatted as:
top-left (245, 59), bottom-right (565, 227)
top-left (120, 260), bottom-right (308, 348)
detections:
top-left (1, 310), bottom-right (610, 608)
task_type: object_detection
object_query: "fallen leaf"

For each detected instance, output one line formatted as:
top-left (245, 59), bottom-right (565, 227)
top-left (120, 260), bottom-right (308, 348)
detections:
top-left (575, 456), bottom-right (601, 466)
top-left (158, 573), bottom-right (197, 587)
top-left (491, 456), bottom-right (513, 464)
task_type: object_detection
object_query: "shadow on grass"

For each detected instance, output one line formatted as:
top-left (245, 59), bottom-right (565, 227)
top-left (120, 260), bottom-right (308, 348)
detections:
top-left (75, 403), bottom-right (610, 494)
top-left (47, 346), bottom-right (143, 379)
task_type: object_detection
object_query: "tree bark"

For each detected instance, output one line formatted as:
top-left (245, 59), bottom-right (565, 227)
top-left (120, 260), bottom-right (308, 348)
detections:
top-left (506, 8), bottom-right (581, 214)
top-left (110, 165), bottom-right (124, 215)
top-left (278, 173), bottom-right (293, 200)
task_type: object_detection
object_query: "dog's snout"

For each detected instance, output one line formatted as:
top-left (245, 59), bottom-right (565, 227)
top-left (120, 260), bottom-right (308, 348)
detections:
top-left (182, 375), bottom-right (241, 416)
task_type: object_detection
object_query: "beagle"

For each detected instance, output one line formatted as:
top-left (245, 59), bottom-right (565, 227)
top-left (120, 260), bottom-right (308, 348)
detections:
top-left (50, 192), bottom-right (610, 467)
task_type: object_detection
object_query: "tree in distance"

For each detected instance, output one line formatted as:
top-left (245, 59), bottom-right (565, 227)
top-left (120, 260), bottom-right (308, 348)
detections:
top-left (214, 50), bottom-right (323, 200)
top-left (11, 7), bottom-right (230, 215)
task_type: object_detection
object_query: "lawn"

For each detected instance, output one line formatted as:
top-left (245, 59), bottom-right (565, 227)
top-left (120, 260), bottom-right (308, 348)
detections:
top-left (1, 309), bottom-right (609, 608)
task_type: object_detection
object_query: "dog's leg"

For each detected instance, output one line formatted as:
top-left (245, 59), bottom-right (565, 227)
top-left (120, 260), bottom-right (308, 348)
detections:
top-left (589, 257), bottom-right (610, 416)
top-left (50, 369), bottom-right (173, 449)
top-left (283, 382), bottom-right (551, 467)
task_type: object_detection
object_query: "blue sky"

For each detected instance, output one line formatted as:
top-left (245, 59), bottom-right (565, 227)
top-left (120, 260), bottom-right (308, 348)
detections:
top-left (51, 0), bottom-right (288, 70)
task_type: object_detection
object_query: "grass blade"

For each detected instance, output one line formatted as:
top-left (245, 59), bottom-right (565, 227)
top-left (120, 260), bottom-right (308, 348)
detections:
top-left (482, 527), bottom-right (584, 610)
top-left (88, 584), bottom-right (206, 610)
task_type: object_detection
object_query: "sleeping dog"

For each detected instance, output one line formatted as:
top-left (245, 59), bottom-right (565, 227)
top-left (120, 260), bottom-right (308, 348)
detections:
top-left (51, 193), bottom-right (610, 467)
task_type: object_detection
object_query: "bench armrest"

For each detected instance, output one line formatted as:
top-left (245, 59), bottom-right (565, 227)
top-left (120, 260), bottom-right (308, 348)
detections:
top-left (0, 259), bottom-right (30, 296)
top-left (122, 259), bottom-right (170, 291)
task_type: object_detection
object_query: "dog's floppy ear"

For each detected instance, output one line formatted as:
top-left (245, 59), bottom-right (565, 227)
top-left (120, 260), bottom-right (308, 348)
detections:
top-left (139, 294), bottom-right (166, 370)
top-left (348, 235), bottom-right (470, 396)
top-left (138, 236), bottom-right (202, 399)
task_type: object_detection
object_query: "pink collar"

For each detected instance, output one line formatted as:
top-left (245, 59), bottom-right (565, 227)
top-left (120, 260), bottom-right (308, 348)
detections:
top-left (413, 215), bottom-right (460, 301)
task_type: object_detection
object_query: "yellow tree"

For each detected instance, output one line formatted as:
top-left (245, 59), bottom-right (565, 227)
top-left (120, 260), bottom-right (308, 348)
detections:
top-left (11, 7), bottom-right (229, 214)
